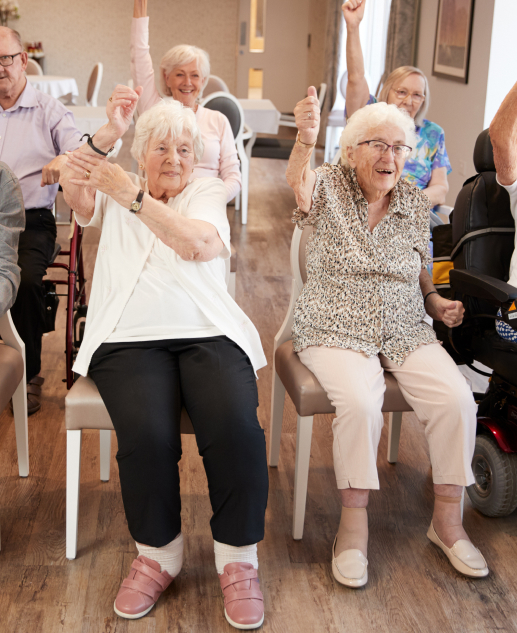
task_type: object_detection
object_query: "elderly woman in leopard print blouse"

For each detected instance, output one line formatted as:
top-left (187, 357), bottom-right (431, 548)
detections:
top-left (285, 87), bottom-right (488, 588)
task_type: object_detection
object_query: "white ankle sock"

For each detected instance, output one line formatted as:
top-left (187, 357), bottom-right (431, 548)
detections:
top-left (136, 532), bottom-right (184, 577)
top-left (214, 540), bottom-right (258, 575)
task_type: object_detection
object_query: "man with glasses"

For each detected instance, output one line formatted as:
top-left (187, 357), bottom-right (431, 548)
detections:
top-left (0, 26), bottom-right (83, 414)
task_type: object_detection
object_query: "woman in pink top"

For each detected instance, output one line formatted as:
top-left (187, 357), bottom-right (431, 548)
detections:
top-left (131, 0), bottom-right (241, 203)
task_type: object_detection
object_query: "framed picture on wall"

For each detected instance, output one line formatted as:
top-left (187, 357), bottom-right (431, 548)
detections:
top-left (432, 0), bottom-right (475, 83)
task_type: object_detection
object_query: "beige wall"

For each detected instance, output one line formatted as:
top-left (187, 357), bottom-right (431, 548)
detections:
top-left (416, 0), bottom-right (495, 206)
top-left (14, 0), bottom-right (240, 107)
top-left (307, 0), bottom-right (330, 90)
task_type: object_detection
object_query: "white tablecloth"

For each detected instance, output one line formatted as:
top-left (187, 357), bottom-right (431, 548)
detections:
top-left (238, 99), bottom-right (280, 134)
top-left (28, 75), bottom-right (79, 100)
top-left (66, 106), bottom-right (108, 135)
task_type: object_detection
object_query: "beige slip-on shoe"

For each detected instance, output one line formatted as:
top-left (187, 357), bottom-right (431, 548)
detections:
top-left (331, 537), bottom-right (368, 588)
top-left (427, 522), bottom-right (489, 578)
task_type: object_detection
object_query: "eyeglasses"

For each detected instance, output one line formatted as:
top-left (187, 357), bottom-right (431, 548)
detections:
top-left (0, 52), bottom-right (23, 67)
top-left (357, 140), bottom-right (413, 158)
top-left (392, 88), bottom-right (425, 104)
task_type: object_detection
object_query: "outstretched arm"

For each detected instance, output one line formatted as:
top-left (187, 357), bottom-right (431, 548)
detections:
top-left (131, 0), bottom-right (162, 113)
top-left (490, 80), bottom-right (517, 186)
top-left (285, 86), bottom-right (319, 211)
top-left (342, 0), bottom-right (371, 118)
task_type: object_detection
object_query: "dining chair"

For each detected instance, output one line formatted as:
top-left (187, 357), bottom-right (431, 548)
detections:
top-left (25, 58), bottom-right (43, 76)
top-left (279, 83), bottom-right (327, 129)
top-left (203, 75), bottom-right (230, 98)
top-left (324, 71), bottom-right (349, 163)
top-left (269, 225), bottom-right (414, 539)
top-left (201, 91), bottom-right (251, 224)
top-left (0, 310), bottom-right (29, 548)
top-left (65, 376), bottom-right (195, 560)
top-left (86, 62), bottom-right (103, 107)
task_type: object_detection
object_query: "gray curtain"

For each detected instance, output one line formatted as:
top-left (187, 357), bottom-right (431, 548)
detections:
top-left (378, 0), bottom-right (421, 92)
top-left (318, 0), bottom-right (344, 144)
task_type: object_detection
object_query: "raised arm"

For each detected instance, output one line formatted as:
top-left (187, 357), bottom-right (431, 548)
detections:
top-left (342, 0), bottom-right (371, 118)
top-left (60, 85), bottom-right (142, 220)
top-left (66, 151), bottom-right (224, 262)
top-left (490, 80), bottom-right (517, 186)
top-left (131, 0), bottom-right (162, 113)
top-left (285, 86), bottom-right (319, 211)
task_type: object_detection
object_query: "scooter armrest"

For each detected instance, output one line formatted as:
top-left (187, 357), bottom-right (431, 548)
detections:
top-left (450, 269), bottom-right (517, 306)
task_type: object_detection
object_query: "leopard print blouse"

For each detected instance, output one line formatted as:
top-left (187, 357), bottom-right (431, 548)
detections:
top-left (291, 164), bottom-right (437, 365)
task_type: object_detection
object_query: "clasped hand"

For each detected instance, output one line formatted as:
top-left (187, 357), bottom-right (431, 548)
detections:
top-left (426, 294), bottom-right (465, 328)
top-left (65, 151), bottom-right (134, 202)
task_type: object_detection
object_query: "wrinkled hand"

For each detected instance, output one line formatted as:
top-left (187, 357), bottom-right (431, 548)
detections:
top-left (426, 294), bottom-right (465, 328)
top-left (342, 0), bottom-right (366, 27)
top-left (41, 154), bottom-right (68, 186)
top-left (66, 150), bottom-right (135, 200)
top-left (294, 86), bottom-right (320, 146)
top-left (105, 84), bottom-right (143, 141)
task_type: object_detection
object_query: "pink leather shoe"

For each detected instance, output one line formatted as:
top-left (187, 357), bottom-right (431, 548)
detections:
top-left (114, 555), bottom-right (173, 619)
top-left (219, 562), bottom-right (264, 629)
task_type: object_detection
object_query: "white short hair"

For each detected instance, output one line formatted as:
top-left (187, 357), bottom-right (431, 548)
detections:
top-left (339, 102), bottom-right (417, 169)
top-left (130, 100), bottom-right (204, 164)
top-left (159, 44), bottom-right (210, 97)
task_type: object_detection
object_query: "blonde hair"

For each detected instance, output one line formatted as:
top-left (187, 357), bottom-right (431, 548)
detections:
top-left (339, 101), bottom-right (417, 169)
top-left (131, 99), bottom-right (204, 165)
top-left (159, 44), bottom-right (210, 97)
top-left (378, 66), bottom-right (429, 127)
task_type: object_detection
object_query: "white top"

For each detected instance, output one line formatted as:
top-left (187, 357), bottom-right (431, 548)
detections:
top-left (73, 174), bottom-right (266, 376)
top-left (106, 237), bottom-right (223, 342)
top-left (497, 176), bottom-right (517, 287)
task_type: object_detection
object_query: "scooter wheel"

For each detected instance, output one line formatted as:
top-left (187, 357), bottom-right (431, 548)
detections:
top-left (467, 434), bottom-right (517, 517)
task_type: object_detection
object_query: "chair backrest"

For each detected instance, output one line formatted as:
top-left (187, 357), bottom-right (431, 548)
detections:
top-left (201, 91), bottom-right (243, 140)
top-left (451, 128), bottom-right (514, 318)
top-left (25, 58), bottom-right (43, 76)
top-left (86, 62), bottom-right (103, 107)
top-left (317, 83), bottom-right (327, 112)
top-left (203, 75), bottom-right (230, 98)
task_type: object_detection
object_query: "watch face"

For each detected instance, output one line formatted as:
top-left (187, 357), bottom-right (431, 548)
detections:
top-left (131, 201), bottom-right (140, 212)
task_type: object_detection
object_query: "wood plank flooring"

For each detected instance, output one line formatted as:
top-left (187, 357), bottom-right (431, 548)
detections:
top-left (1, 132), bottom-right (517, 632)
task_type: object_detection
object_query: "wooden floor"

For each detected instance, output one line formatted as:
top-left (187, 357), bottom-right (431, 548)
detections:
top-left (1, 135), bottom-right (517, 633)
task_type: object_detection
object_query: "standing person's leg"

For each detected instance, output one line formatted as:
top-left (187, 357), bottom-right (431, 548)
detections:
top-left (381, 343), bottom-right (488, 576)
top-left (298, 345), bottom-right (386, 587)
top-left (177, 336), bottom-right (267, 629)
top-left (11, 209), bottom-right (56, 413)
top-left (89, 340), bottom-right (184, 618)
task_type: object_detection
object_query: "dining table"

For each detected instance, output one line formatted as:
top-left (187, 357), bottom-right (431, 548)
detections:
top-left (65, 105), bottom-right (108, 135)
top-left (237, 98), bottom-right (281, 164)
top-left (27, 75), bottom-right (79, 101)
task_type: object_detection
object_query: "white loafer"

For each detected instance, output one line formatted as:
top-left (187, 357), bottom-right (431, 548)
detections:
top-left (331, 537), bottom-right (368, 588)
top-left (427, 522), bottom-right (489, 578)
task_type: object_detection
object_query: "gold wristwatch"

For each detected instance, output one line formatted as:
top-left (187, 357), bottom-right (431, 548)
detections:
top-left (130, 189), bottom-right (145, 213)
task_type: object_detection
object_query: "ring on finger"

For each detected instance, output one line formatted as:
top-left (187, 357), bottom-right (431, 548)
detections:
top-left (109, 97), bottom-right (113, 102)
top-left (307, 112), bottom-right (312, 119)
top-left (84, 170), bottom-right (91, 179)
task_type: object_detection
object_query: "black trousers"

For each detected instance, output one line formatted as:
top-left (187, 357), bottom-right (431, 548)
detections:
top-left (10, 209), bottom-right (57, 381)
top-left (89, 336), bottom-right (269, 548)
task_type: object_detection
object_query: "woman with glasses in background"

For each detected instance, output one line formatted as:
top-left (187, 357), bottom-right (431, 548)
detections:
top-left (342, 0), bottom-right (450, 218)
top-left (285, 91), bottom-right (488, 587)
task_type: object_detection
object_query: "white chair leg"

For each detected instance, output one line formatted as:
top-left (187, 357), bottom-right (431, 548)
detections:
top-left (387, 411), bottom-right (402, 464)
top-left (235, 190), bottom-right (241, 211)
top-left (269, 370), bottom-right (286, 467)
top-left (228, 271), bottom-right (236, 300)
top-left (99, 429), bottom-right (111, 482)
top-left (292, 414), bottom-right (314, 540)
top-left (66, 429), bottom-right (82, 560)
top-left (12, 374), bottom-right (28, 477)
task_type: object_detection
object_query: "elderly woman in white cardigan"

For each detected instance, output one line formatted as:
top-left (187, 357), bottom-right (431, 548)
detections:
top-left (60, 85), bottom-right (267, 630)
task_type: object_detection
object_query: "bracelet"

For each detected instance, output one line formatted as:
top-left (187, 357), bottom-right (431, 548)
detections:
top-left (295, 132), bottom-right (316, 149)
top-left (423, 290), bottom-right (438, 304)
top-left (81, 133), bottom-right (114, 157)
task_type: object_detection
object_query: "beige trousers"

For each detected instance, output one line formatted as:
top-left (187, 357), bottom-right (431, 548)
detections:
top-left (298, 343), bottom-right (477, 490)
